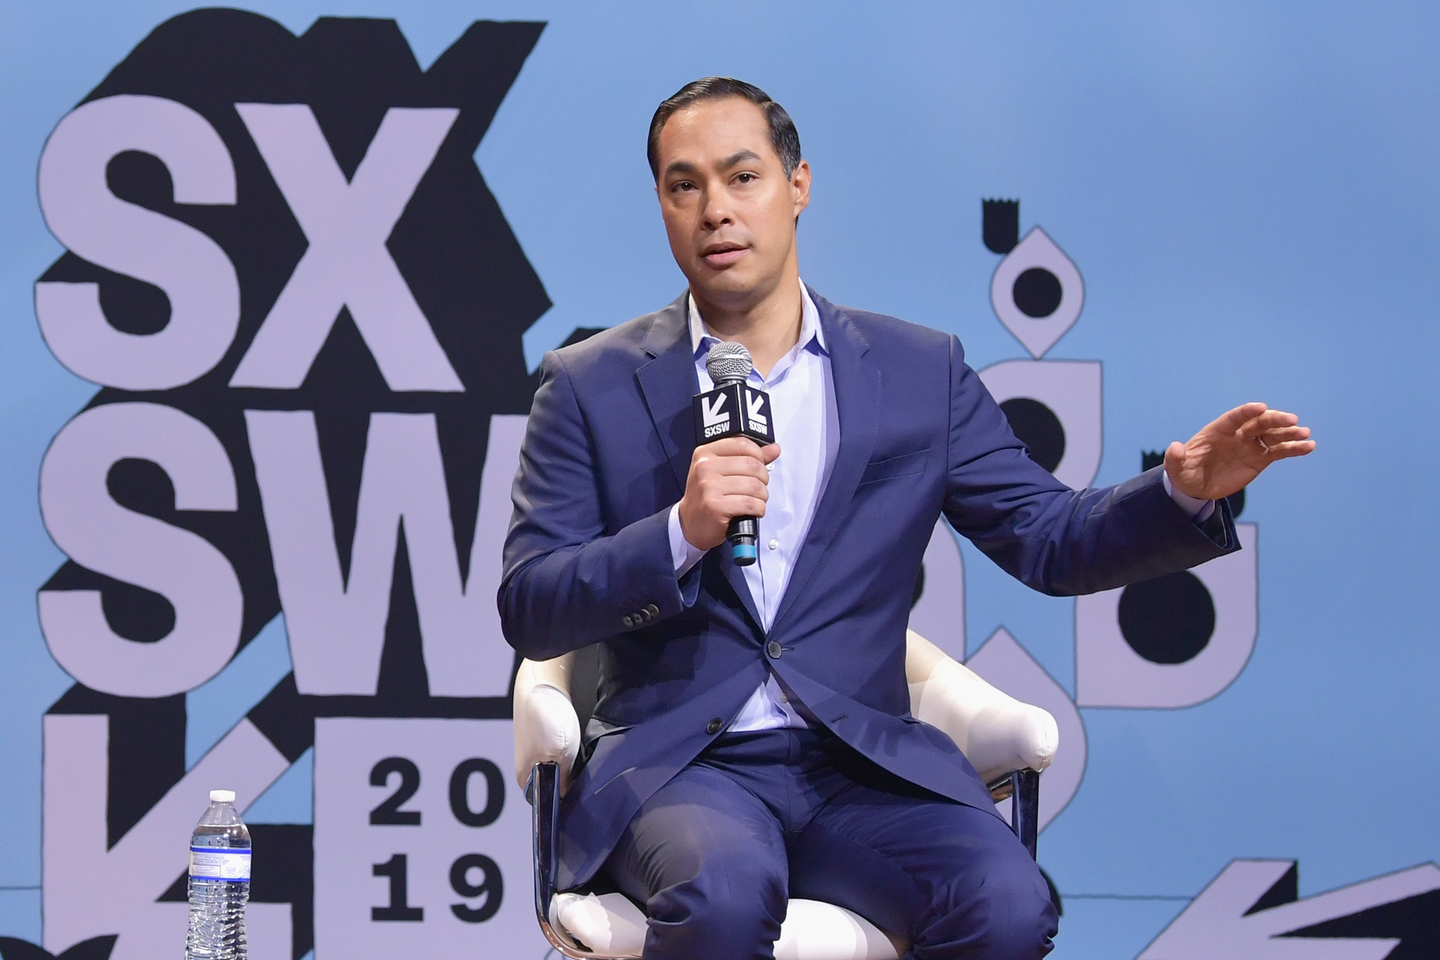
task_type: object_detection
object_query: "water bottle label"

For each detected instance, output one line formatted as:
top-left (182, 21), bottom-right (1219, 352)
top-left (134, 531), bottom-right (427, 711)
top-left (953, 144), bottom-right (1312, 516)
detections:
top-left (189, 847), bottom-right (251, 881)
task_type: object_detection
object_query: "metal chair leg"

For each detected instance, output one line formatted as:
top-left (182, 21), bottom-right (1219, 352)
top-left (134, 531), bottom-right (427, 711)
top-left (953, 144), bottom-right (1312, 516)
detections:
top-left (987, 768), bottom-right (1041, 860)
top-left (1011, 769), bottom-right (1040, 860)
top-left (530, 762), bottom-right (560, 934)
top-left (529, 762), bottom-right (613, 960)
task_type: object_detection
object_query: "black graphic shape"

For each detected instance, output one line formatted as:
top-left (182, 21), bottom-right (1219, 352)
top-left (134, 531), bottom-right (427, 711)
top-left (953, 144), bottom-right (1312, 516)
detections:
top-left (48, 686), bottom-right (184, 848)
top-left (1244, 861), bottom-right (1297, 916)
top-left (1117, 571), bottom-right (1215, 664)
top-left (1286, 890), bottom-right (1440, 959)
top-left (40, 12), bottom-right (547, 958)
top-left (1000, 398), bottom-right (1065, 473)
top-left (1229, 862), bottom-right (1440, 959)
top-left (0, 936), bottom-right (117, 960)
top-left (246, 674), bottom-right (315, 762)
top-left (1143, 450), bottom-right (1245, 517)
top-left (1013, 268), bottom-right (1062, 318)
top-left (982, 199), bottom-right (1019, 254)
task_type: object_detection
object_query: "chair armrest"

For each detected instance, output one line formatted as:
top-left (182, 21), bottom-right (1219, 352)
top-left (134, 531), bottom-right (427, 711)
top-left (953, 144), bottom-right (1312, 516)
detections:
top-left (513, 655), bottom-right (582, 794)
top-left (905, 630), bottom-right (1058, 784)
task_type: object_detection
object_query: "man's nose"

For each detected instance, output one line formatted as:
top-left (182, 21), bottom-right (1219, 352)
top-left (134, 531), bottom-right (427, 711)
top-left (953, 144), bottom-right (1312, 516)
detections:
top-left (701, 190), bottom-right (733, 229)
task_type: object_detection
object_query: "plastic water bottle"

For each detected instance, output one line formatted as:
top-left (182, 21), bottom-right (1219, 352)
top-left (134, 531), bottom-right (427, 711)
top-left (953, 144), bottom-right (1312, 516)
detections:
top-left (185, 789), bottom-right (251, 960)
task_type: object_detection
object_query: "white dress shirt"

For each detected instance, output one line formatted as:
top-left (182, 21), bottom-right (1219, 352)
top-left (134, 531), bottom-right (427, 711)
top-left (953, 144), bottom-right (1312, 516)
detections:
top-left (667, 280), bottom-right (1211, 733)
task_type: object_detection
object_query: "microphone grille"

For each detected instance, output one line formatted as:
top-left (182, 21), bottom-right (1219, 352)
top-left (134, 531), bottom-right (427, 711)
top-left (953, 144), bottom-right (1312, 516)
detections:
top-left (706, 341), bottom-right (753, 385)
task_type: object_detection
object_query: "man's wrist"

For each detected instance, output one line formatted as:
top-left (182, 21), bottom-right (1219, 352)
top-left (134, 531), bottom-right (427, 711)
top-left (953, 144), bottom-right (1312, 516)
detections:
top-left (1161, 469), bottom-right (1216, 522)
top-left (668, 504), bottom-right (707, 576)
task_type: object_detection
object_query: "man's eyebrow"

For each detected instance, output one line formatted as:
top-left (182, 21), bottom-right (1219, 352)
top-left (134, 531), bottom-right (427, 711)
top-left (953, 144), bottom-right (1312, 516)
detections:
top-left (662, 149), bottom-right (765, 179)
top-left (719, 149), bottom-right (763, 169)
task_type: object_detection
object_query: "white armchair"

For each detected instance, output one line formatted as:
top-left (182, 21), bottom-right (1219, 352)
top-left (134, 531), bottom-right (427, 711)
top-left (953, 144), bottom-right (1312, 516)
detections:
top-left (514, 630), bottom-right (1059, 960)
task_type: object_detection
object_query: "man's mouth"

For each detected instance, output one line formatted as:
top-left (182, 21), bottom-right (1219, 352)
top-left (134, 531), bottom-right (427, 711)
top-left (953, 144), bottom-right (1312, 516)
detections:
top-left (701, 242), bottom-right (748, 267)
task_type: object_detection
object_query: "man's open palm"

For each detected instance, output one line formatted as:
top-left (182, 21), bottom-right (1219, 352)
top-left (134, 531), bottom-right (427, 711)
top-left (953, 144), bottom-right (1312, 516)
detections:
top-left (1164, 402), bottom-right (1315, 502)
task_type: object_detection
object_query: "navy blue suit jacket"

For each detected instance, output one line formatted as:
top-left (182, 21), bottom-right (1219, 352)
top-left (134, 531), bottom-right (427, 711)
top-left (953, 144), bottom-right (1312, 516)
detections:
top-left (500, 289), bottom-right (1236, 889)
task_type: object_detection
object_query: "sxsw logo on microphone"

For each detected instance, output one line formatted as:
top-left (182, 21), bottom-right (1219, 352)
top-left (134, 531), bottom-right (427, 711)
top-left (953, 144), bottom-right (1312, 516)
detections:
top-left (693, 384), bottom-right (774, 445)
top-left (700, 392), bottom-right (732, 437)
top-left (745, 389), bottom-right (769, 432)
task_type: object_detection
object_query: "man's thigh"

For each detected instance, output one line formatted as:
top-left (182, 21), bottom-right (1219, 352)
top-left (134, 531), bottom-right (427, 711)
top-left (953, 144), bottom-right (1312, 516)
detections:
top-left (602, 761), bottom-right (790, 960)
top-left (788, 780), bottom-right (1057, 960)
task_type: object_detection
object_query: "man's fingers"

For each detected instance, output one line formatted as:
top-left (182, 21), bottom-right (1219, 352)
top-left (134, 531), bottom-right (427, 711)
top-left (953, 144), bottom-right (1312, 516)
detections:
top-left (723, 494), bottom-right (769, 518)
top-left (702, 437), bottom-right (768, 459)
top-left (1265, 439), bottom-right (1317, 460)
top-left (696, 446), bottom-right (772, 480)
top-left (1163, 440), bottom-right (1188, 470)
top-left (1259, 425), bottom-right (1311, 444)
top-left (695, 439), bottom-right (775, 477)
top-left (699, 455), bottom-right (771, 478)
top-left (1238, 409), bottom-right (1300, 439)
top-left (1213, 401), bottom-right (1269, 433)
top-left (697, 473), bottom-right (769, 500)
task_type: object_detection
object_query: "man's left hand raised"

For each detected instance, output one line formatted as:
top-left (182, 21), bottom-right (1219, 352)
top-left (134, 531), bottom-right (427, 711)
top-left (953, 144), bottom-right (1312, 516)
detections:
top-left (1165, 402), bottom-right (1315, 502)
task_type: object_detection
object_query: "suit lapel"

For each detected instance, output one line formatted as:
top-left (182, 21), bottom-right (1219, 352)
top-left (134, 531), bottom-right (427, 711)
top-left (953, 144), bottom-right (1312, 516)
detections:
top-left (635, 293), bottom-right (764, 632)
top-left (636, 295), bottom-right (697, 495)
top-left (771, 293), bottom-right (878, 633)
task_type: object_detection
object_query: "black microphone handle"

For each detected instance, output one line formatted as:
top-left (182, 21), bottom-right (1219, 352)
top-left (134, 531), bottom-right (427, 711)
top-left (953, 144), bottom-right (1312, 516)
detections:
top-left (728, 515), bottom-right (758, 566)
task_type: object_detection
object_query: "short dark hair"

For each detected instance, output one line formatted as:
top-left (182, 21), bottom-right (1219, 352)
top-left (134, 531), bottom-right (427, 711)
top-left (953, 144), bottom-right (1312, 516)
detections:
top-left (647, 77), bottom-right (802, 181)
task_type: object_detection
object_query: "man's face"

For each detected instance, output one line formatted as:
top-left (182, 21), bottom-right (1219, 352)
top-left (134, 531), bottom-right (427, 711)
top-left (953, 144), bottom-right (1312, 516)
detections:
top-left (654, 97), bottom-right (810, 309)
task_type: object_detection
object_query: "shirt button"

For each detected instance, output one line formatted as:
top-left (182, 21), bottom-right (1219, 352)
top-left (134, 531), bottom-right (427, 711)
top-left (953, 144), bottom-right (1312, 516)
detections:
top-left (768, 538), bottom-right (779, 551)
top-left (706, 718), bottom-right (723, 735)
top-left (767, 640), bottom-right (782, 659)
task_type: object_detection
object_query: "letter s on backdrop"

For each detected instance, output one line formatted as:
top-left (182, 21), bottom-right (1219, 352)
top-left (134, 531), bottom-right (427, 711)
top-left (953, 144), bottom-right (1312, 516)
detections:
top-left (38, 402), bottom-right (243, 697)
top-left (35, 94), bottom-right (239, 390)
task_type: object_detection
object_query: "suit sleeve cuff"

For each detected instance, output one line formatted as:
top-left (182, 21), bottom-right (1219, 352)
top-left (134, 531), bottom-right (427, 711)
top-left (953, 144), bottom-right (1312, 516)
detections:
top-left (668, 504), bottom-right (707, 576)
top-left (1161, 469), bottom-right (1216, 523)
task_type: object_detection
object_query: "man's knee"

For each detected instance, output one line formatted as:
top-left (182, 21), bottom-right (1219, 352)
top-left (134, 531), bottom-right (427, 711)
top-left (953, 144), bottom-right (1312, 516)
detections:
top-left (644, 853), bottom-right (788, 959)
top-left (924, 850), bottom-right (1056, 960)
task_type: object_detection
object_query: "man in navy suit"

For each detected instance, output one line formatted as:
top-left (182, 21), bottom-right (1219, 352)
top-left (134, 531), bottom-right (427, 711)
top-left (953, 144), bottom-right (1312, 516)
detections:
top-left (500, 78), bottom-right (1313, 960)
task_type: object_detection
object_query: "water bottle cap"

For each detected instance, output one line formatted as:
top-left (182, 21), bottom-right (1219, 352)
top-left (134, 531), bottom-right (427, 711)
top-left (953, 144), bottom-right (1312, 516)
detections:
top-left (209, 789), bottom-right (236, 803)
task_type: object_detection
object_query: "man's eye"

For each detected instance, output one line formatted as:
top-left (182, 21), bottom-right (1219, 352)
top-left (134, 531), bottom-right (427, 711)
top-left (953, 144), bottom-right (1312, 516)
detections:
top-left (672, 180), bottom-right (695, 192)
top-left (735, 173), bottom-right (756, 184)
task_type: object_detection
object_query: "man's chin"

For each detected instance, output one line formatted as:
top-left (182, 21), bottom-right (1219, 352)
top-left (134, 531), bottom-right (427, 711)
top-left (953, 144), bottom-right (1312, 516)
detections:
top-left (688, 260), bottom-right (771, 295)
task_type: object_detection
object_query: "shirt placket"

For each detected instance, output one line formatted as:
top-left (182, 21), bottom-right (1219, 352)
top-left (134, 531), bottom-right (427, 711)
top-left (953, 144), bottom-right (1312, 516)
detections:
top-left (753, 356), bottom-right (795, 629)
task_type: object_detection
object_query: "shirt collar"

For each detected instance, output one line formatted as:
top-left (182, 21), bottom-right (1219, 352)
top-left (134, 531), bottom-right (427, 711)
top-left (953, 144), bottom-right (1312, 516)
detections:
top-left (687, 280), bottom-right (827, 359)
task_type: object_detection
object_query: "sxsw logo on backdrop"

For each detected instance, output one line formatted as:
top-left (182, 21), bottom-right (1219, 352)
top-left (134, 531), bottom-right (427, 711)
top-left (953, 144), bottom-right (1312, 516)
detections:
top-left (23, 10), bottom-right (548, 960)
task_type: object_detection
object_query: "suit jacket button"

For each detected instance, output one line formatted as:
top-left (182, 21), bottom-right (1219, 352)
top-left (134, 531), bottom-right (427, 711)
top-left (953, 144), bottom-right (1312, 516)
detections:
top-left (645, 603), bottom-right (659, 617)
top-left (766, 640), bottom-right (782, 659)
top-left (622, 615), bottom-right (634, 628)
top-left (706, 718), bottom-right (722, 735)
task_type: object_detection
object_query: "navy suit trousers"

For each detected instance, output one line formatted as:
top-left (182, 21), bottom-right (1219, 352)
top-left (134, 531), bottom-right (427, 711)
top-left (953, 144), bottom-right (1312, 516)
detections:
top-left (601, 729), bottom-right (1058, 960)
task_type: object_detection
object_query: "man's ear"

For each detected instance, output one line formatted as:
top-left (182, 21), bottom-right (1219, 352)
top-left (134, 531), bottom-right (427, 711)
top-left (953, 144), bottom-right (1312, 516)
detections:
top-left (790, 159), bottom-right (812, 218)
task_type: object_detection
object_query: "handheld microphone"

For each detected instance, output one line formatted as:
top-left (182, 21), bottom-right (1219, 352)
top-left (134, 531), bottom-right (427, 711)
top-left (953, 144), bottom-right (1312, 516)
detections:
top-left (694, 342), bottom-right (774, 566)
